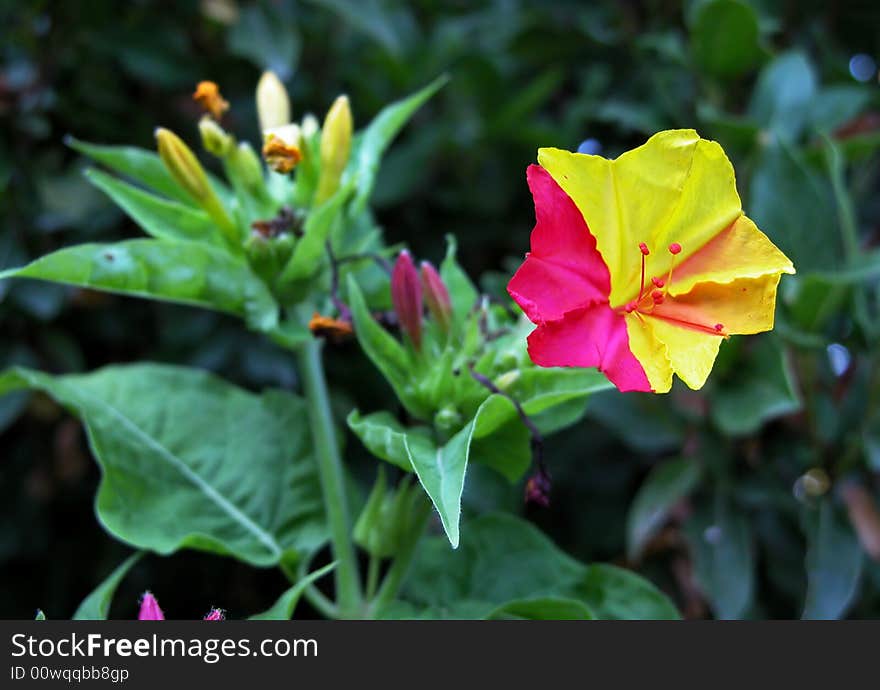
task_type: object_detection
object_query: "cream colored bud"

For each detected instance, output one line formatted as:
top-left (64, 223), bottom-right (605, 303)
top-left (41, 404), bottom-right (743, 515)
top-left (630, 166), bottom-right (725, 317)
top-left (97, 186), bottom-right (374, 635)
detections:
top-left (256, 71), bottom-right (291, 131)
top-left (301, 113), bottom-right (319, 139)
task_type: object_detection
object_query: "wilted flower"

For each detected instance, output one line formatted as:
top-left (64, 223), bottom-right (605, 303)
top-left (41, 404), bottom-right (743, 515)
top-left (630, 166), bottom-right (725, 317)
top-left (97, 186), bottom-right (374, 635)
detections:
top-left (192, 81), bottom-right (229, 120)
top-left (203, 608), bottom-right (226, 621)
top-left (262, 124), bottom-right (303, 173)
top-left (508, 130), bottom-right (795, 393)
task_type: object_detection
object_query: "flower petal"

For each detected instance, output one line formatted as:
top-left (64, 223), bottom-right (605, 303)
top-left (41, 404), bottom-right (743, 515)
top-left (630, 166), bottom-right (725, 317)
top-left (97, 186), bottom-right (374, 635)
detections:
top-left (538, 130), bottom-right (745, 306)
top-left (527, 304), bottom-right (652, 393)
top-left (646, 317), bottom-right (723, 391)
top-left (508, 165), bottom-right (610, 323)
top-left (653, 273), bottom-right (784, 335)
top-left (623, 314), bottom-right (673, 393)
top-left (669, 214), bottom-right (795, 296)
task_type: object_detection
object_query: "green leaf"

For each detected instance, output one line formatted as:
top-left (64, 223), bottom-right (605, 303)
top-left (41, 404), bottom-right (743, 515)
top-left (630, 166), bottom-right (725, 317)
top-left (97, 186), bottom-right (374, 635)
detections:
top-left (347, 275), bottom-right (427, 417)
top-left (691, 0), bottom-right (763, 79)
top-left (249, 562), bottom-right (336, 620)
top-left (748, 51), bottom-right (817, 142)
top-left (73, 552), bottom-right (143, 620)
top-left (802, 500), bottom-right (863, 620)
top-left (0, 239), bottom-right (278, 331)
top-left (347, 410), bottom-right (418, 471)
top-left (808, 85), bottom-right (872, 133)
top-left (400, 513), bottom-right (679, 619)
top-left (84, 169), bottom-right (223, 246)
top-left (748, 138), bottom-right (839, 274)
top-left (440, 234), bottom-right (478, 329)
top-left (350, 75), bottom-right (449, 213)
top-left (711, 336), bottom-right (801, 436)
top-left (627, 458), bottom-right (701, 560)
top-left (67, 137), bottom-right (232, 208)
top-left (686, 504), bottom-right (754, 619)
top-left (0, 364), bottom-right (326, 567)
top-left (487, 596), bottom-right (594, 620)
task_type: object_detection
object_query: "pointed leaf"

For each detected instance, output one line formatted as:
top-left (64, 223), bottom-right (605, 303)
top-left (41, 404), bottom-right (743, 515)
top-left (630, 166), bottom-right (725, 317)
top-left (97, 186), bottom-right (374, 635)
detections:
top-left (85, 169), bottom-right (224, 246)
top-left (487, 596), bottom-right (594, 620)
top-left (627, 458), bottom-right (701, 560)
top-left (802, 500), bottom-right (863, 620)
top-left (347, 410), bottom-right (420, 471)
top-left (0, 364), bottom-right (326, 566)
top-left (350, 75), bottom-right (448, 213)
top-left (73, 552), bottom-right (143, 620)
top-left (0, 239), bottom-right (278, 331)
top-left (439, 234), bottom-right (478, 329)
top-left (249, 562), bottom-right (336, 620)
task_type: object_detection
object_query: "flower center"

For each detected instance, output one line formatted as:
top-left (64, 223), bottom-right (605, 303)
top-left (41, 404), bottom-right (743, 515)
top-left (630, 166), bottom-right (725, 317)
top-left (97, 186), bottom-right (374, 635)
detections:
top-left (620, 242), bottom-right (726, 336)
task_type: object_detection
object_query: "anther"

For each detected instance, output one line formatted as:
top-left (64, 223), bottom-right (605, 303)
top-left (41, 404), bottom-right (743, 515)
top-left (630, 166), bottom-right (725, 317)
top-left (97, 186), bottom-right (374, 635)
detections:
top-left (652, 289), bottom-right (664, 302)
top-left (714, 323), bottom-right (724, 332)
top-left (651, 277), bottom-right (664, 288)
top-left (625, 301), bottom-right (638, 313)
top-left (639, 242), bottom-right (650, 256)
top-left (668, 242), bottom-right (682, 255)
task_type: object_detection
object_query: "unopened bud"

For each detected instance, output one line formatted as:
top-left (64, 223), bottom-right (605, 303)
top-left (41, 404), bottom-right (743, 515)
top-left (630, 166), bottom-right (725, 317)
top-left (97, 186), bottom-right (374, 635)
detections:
top-left (434, 405), bottom-right (462, 432)
top-left (301, 113), bottom-right (319, 139)
top-left (494, 370), bottom-right (521, 391)
top-left (262, 124), bottom-right (303, 173)
top-left (156, 127), bottom-right (239, 246)
top-left (420, 261), bottom-right (452, 333)
top-left (229, 141), bottom-right (265, 192)
top-left (198, 115), bottom-right (234, 157)
top-left (525, 471), bottom-right (551, 508)
top-left (315, 95), bottom-right (352, 204)
top-left (256, 71), bottom-right (291, 131)
top-left (391, 250), bottom-right (423, 349)
top-left (193, 81), bottom-right (229, 120)
top-left (138, 591), bottom-right (165, 620)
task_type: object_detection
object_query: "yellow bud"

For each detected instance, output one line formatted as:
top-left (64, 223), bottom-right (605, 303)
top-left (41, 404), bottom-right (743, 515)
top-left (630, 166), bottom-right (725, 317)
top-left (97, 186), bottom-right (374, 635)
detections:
top-left (256, 71), bottom-right (291, 131)
top-left (155, 127), bottom-right (239, 247)
top-left (198, 115), bottom-right (234, 157)
top-left (315, 94), bottom-right (353, 204)
top-left (156, 127), bottom-right (213, 201)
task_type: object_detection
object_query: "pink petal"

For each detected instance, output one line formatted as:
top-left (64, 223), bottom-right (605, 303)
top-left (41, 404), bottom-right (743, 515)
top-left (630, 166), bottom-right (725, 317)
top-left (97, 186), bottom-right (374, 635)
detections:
top-left (527, 304), bottom-right (652, 393)
top-left (137, 591), bottom-right (165, 620)
top-left (508, 165), bottom-right (610, 323)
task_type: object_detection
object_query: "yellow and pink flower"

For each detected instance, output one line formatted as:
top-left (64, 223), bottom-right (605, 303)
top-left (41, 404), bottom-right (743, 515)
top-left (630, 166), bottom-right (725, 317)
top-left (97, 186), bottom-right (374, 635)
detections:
top-left (508, 129), bottom-right (795, 393)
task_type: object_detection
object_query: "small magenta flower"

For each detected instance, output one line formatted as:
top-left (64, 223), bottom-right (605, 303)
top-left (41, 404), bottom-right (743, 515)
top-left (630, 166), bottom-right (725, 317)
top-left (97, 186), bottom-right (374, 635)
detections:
top-left (391, 250), bottom-right (423, 349)
top-left (137, 592), bottom-right (165, 621)
top-left (203, 608), bottom-right (226, 621)
top-left (420, 261), bottom-right (452, 333)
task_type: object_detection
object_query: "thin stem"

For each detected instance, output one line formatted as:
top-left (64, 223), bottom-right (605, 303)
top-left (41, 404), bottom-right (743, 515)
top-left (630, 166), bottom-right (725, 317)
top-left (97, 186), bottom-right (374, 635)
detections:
top-left (369, 498), bottom-right (432, 617)
top-left (295, 337), bottom-right (362, 617)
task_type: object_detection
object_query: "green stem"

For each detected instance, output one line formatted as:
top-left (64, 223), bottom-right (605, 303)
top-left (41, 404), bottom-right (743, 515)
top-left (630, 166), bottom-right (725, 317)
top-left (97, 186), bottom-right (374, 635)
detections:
top-left (369, 498), bottom-right (432, 617)
top-left (365, 554), bottom-right (381, 601)
top-left (295, 337), bottom-right (362, 617)
top-left (281, 559), bottom-right (338, 619)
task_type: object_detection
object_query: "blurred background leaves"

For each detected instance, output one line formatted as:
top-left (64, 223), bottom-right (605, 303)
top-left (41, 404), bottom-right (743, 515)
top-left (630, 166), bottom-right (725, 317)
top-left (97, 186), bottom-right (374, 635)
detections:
top-left (2, 0), bottom-right (880, 619)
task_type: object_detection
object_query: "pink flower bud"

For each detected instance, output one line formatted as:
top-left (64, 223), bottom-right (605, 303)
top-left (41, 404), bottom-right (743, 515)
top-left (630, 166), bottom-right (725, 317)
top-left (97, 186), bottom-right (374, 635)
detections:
top-left (203, 608), bottom-right (226, 621)
top-left (137, 592), bottom-right (165, 620)
top-left (391, 250), bottom-right (423, 349)
top-left (420, 261), bottom-right (452, 333)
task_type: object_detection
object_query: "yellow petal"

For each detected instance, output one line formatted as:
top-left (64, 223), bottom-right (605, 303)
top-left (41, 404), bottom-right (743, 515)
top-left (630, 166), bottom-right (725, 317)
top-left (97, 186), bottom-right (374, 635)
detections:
top-left (647, 317), bottom-right (723, 391)
top-left (624, 314), bottom-right (673, 393)
top-left (538, 130), bottom-right (744, 306)
top-left (670, 214), bottom-right (795, 296)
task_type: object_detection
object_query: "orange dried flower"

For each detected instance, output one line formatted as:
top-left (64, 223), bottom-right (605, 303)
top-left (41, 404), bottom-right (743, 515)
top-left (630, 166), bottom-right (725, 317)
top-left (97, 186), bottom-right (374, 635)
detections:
top-left (193, 81), bottom-right (230, 120)
top-left (309, 312), bottom-right (353, 340)
top-left (262, 135), bottom-right (302, 173)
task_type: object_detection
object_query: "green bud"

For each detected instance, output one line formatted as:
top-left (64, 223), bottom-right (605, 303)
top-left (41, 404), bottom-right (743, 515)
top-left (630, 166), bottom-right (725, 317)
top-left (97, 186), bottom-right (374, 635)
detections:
top-left (494, 370), bottom-right (521, 392)
top-left (198, 115), bottom-right (234, 157)
top-left (434, 404), bottom-right (462, 433)
top-left (228, 142), bottom-right (266, 195)
top-left (314, 95), bottom-right (353, 204)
